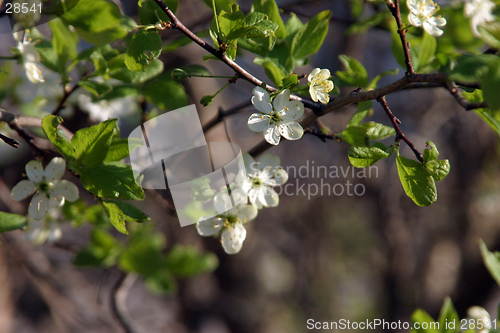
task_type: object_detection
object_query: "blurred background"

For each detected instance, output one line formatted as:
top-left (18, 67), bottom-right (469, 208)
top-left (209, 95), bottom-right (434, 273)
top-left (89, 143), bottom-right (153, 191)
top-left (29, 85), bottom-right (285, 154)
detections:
top-left (0, 0), bottom-right (499, 332)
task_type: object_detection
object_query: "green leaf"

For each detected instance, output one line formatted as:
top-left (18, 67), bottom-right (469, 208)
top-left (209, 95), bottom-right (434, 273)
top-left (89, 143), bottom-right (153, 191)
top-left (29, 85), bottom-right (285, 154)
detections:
top-left (346, 11), bottom-right (389, 35)
top-left (165, 245), bottom-right (219, 277)
top-left (291, 10), bottom-right (331, 59)
top-left (119, 235), bottom-right (166, 276)
top-left (482, 59), bottom-right (500, 112)
top-left (202, 0), bottom-right (232, 12)
top-left (138, 0), bottom-right (178, 25)
top-left (100, 199), bottom-right (150, 234)
top-left (254, 58), bottom-right (286, 87)
top-left (104, 138), bottom-right (138, 162)
top-left (348, 146), bottom-right (389, 168)
top-left (49, 18), bottom-right (78, 77)
top-left (280, 74), bottom-right (298, 90)
top-left (396, 155), bottom-right (437, 207)
top-left (74, 228), bottom-right (122, 267)
top-left (251, 0), bottom-right (286, 38)
top-left (438, 297), bottom-right (460, 333)
top-left (110, 58), bottom-right (164, 83)
top-left (475, 108), bottom-right (500, 135)
top-left (479, 239), bottom-right (500, 288)
top-left (360, 121), bottom-right (396, 140)
top-left (284, 13), bottom-right (303, 46)
top-left (335, 54), bottom-right (369, 87)
top-left (125, 28), bottom-right (162, 71)
top-left (77, 80), bottom-right (113, 97)
top-left (163, 32), bottom-right (208, 53)
top-left (339, 126), bottom-right (369, 147)
top-left (60, 0), bottom-right (129, 45)
top-left (79, 161), bottom-right (145, 200)
top-left (0, 212), bottom-right (27, 233)
top-left (425, 160), bottom-right (450, 182)
top-left (411, 309), bottom-right (440, 333)
top-left (416, 32), bottom-right (437, 72)
top-left (71, 119), bottom-right (117, 167)
top-left (347, 101), bottom-right (373, 126)
top-left (423, 141), bottom-right (439, 162)
top-left (29, 29), bottom-right (59, 73)
top-left (448, 54), bottom-right (498, 83)
top-left (478, 21), bottom-right (500, 49)
top-left (143, 72), bottom-right (188, 110)
top-left (41, 115), bottom-right (76, 161)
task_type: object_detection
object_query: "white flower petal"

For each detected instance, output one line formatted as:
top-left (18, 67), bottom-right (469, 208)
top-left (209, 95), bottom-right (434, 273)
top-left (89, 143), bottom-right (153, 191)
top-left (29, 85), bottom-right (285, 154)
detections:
top-left (44, 157), bottom-right (66, 182)
top-left (50, 180), bottom-right (79, 202)
top-left (279, 122), bottom-right (304, 141)
top-left (408, 13), bottom-right (422, 27)
top-left (264, 125), bottom-right (281, 145)
top-left (24, 63), bottom-right (45, 83)
top-left (251, 86), bottom-right (273, 114)
top-left (214, 191), bottom-right (233, 214)
top-left (428, 16), bottom-right (447, 27)
top-left (268, 167), bottom-right (289, 186)
top-left (309, 85), bottom-right (318, 102)
top-left (423, 21), bottom-right (443, 36)
top-left (28, 192), bottom-right (49, 220)
top-left (229, 203), bottom-right (258, 222)
top-left (308, 68), bottom-right (321, 82)
top-left (280, 101), bottom-right (304, 122)
top-left (197, 217), bottom-right (224, 236)
top-left (316, 91), bottom-right (330, 104)
top-left (221, 223), bottom-right (246, 254)
top-left (248, 113), bottom-right (271, 132)
top-left (273, 89), bottom-right (291, 111)
top-left (11, 180), bottom-right (36, 201)
top-left (318, 68), bottom-right (331, 79)
top-left (262, 187), bottom-right (279, 207)
top-left (258, 154), bottom-right (281, 169)
top-left (46, 224), bottom-right (62, 243)
top-left (26, 160), bottom-right (44, 183)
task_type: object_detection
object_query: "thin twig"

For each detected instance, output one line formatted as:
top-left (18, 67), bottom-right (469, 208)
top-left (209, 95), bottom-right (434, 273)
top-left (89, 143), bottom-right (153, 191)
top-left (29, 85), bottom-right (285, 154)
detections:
top-left (304, 128), bottom-right (341, 142)
top-left (446, 82), bottom-right (488, 111)
top-left (377, 96), bottom-right (423, 162)
top-left (151, 0), bottom-right (321, 112)
top-left (111, 272), bottom-right (138, 333)
top-left (52, 83), bottom-right (80, 116)
top-left (386, 0), bottom-right (414, 74)
top-left (0, 133), bottom-right (19, 148)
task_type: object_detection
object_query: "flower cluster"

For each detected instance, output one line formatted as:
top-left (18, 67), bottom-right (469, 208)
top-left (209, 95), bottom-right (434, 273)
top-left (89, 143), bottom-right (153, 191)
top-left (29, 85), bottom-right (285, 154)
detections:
top-left (11, 157), bottom-right (79, 220)
top-left (464, 0), bottom-right (496, 36)
top-left (195, 154), bottom-right (288, 254)
top-left (407, 0), bottom-right (447, 37)
top-left (13, 30), bottom-right (45, 84)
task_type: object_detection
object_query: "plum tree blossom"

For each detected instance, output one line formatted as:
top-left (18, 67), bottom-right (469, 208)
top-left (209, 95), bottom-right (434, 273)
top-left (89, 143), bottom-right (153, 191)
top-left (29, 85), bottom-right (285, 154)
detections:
top-left (248, 87), bottom-right (304, 145)
top-left (464, 0), bottom-right (495, 36)
top-left (14, 30), bottom-right (45, 83)
top-left (407, 0), bottom-right (447, 37)
top-left (10, 158), bottom-right (79, 220)
top-left (308, 68), bottom-right (334, 104)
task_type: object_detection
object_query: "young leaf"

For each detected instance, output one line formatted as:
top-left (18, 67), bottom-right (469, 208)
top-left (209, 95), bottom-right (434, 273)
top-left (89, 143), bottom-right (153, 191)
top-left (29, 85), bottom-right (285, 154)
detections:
top-left (74, 228), bottom-right (122, 267)
top-left (348, 146), bottom-right (389, 168)
top-left (280, 74), bottom-right (298, 90)
top-left (143, 72), bottom-right (188, 110)
top-left (396, 155), bottom-right (437, 206)
top-left (448, 54), bottom-right (497, 83)
top-left (411, 309), bottom-right (440, 333)
top-left (284, 13), bottom-right (303, 46)
top-left (482, 59), bottom-right (500, 113)
top-left (479, 239), bottom-right (500, 288)
top-left (77, 80), bottom-right (113, 97)
top-left (360, 122), bottom-right (396, 140)
top-left (339, 126), bottom-right (369, 147)
top-left (347, 101), bottom-right (373, 126)
top-left (42, 115), bottom-right (76, 161)
top-left (71, 119), bottom-right (117, 167)
top-left (438, 297), bottom-right (460, 333)
top-left (165, 245), bottom-right (219, 277)
top-left (425, 160), bottom-right (450, 182)
top-left (125, 28), bottom-right (162, 72)
top-left (100, 199), bottom-right (150, 234)
top-left (251, 0), bottom-right (286, 38)
top-left (335, 54), bottom-right (369, 87)
top-left (79, 162), bottom-right (145, 200)
top-left (110, 58), bottom-right (164, 83)
top-left (423, 141), bottom-right (439, 162)
top-left (49, 18), bottom-right (78, 77)
top-left (291, 10), bottom-right (331, 59)
top-left (0, 212), bottom-right (27, 233)
top-left (417, 32), bottom-right (437, 72)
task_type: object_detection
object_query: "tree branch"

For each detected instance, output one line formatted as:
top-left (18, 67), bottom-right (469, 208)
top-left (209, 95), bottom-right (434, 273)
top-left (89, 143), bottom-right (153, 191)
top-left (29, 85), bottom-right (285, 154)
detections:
top-left (151, 0), bottom-right (322, 112)
top-left (52, 83), bottom-right (80, 116)
top-left (111, 272), bottom-right (138, 333)
top-left (203, 101), bottom-right (252, 133)
top-left (377, 96), bottom-right (423, 162)
top-left (446, 82), bottom-right (488, 111)
top-left (386, 0), bottom-right (414, 74)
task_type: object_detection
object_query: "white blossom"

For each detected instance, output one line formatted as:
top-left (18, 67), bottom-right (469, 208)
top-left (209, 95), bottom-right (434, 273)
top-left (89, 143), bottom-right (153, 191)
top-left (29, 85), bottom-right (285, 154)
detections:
top-left (78, 95), bottom-right (138, 123)
top-left (248, 87), bottom-right (304, 145)
top-left (11, 158), bottom-right (79, 220)
top-left (196, 189), bottom-right (258, 254)
top-left (308, 68), bottom-right (334, 104)
top-left (25, 209), bottom-right (62, 245)
top-left (464, 0), bottom-right (495, 36)
top-left (14, 30), bottom-right (44, 83)
top-left (236, 153), bottom-right (288, 209)
top-left (407, 0), bottom-right (447, 37)
top-left (12, 0), bottom-right (42, 28)
top-left (466, 306), bottom-right (491, 333)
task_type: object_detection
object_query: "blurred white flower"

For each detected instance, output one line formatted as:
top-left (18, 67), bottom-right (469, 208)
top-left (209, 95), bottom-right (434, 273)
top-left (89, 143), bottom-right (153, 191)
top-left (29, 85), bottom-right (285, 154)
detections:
top-left (467, 306), bottom-right (491, 333)
top-left (12, 0), bottom-right (42, 28)
top-left (236, 154), bottom-right (288, 209)
top-left (407, 0), bottom-right (447, 37)
top-left (196, 189), bottom-right (258, 254)
top-left (308, 68), bottom-right (334, 104)
top-left (78, 95), bottom-right (138, 122)
top-left (11, 158), bottom-right (79, 220)
top-left (25, 209), bottom-right (62, 245)
top-left (248, 87), bottom-right (304, 145)
top-left (14, 30), bottom-right (44, 83)
top-left (464, 0), bottom-right (495, 36)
